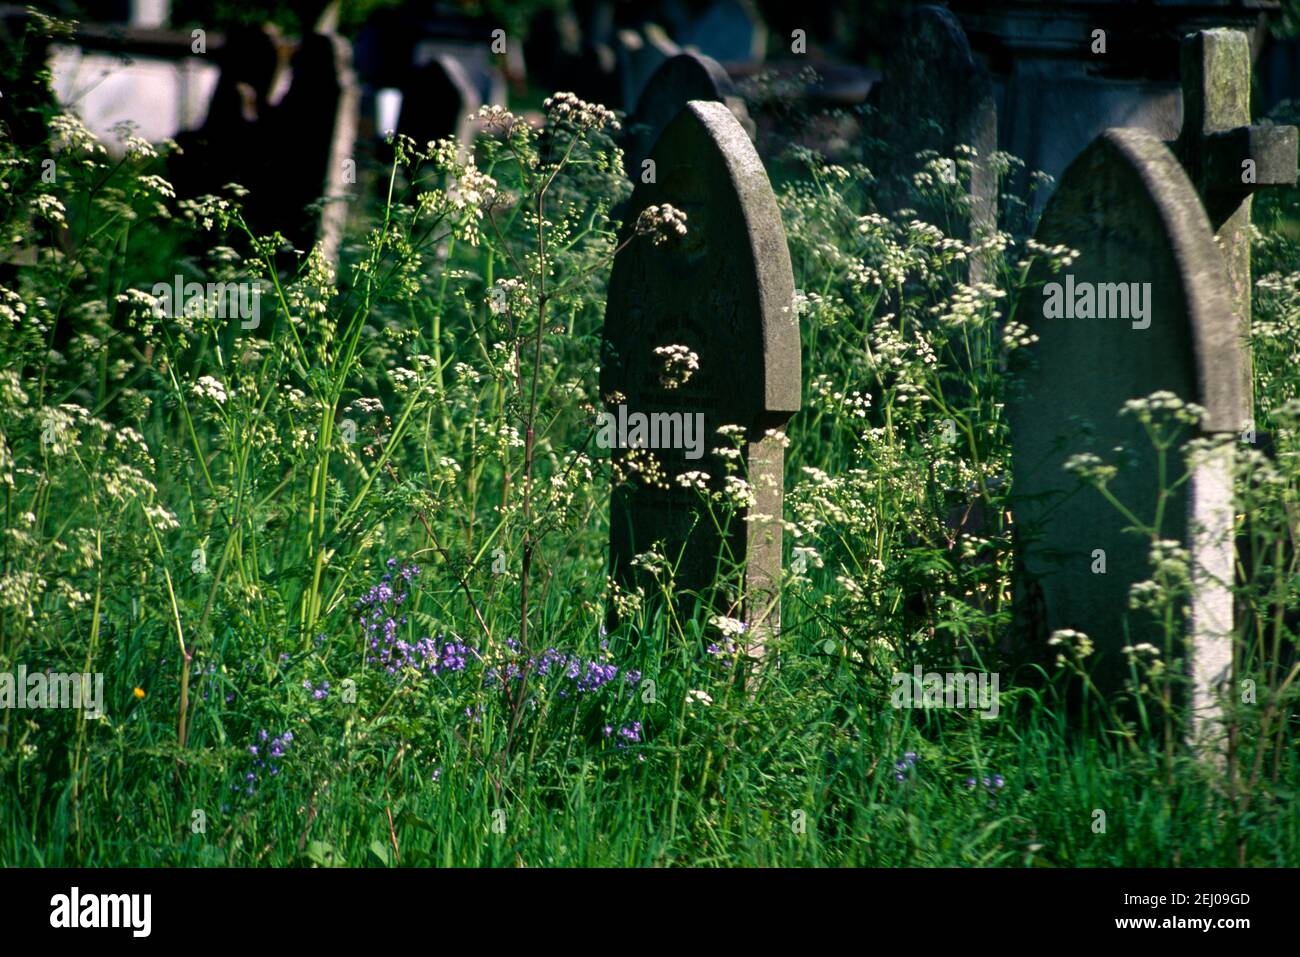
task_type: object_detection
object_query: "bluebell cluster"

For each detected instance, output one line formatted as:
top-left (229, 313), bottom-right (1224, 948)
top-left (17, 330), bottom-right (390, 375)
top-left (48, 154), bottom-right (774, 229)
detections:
top-left (357, 559), bottom-right (472, 677)
top-left (486, 640), bottom-right (641, 699)
top-left (234, 728), bottom-right (293, 796)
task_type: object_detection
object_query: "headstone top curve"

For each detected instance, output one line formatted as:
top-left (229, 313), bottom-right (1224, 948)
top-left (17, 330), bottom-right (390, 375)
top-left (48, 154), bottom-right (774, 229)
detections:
top-left (1042, 125), bottom-right (1244, 432)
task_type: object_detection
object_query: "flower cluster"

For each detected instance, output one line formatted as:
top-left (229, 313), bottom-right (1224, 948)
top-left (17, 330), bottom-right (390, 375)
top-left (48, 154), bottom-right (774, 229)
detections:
top-left (486, 642), bottom-right (641, 699)
top-left (543, 91), bottom-right (619, 132)
top-left (192, 375), bottom-right (232, 406)
top-left (356, 560), bottom-right (471, 677)
top-left (603, 721), bottom-right (643, 747)
top-left (963, 774), bottom-right (1005, 792)
top-left (653, 344), bottom-right (699, 389)
top-left (635, 204), bottom-right (688, 246)
top-left (1120, 390), bottom-right (1205, 427)
top-left (1063, 452), bottom-right (1118, 486)
top-left (1048, 628), bottom-right (1094, 668)
top-left (895, 751), bottom-right (920, 782)
top-left (235, 729), bottom-right (293, 796)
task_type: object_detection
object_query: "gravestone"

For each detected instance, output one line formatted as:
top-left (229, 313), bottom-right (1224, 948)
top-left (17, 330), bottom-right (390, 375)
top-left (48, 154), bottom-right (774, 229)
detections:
top-left (413, 40), bottom-right (506, 114)
top-left (615, 24), bottom-right (680, 114)
top-left (397, 53), bottom-right (481, 149)
top-left (948, 0), bottom-right (1267, 219)
top-left (170, 25), bottom-right (279, 204)
top-left (268, 32), bottom-right (360, 264)
top-left (878, 5), bottom-right (997, 272)
top-left (601, 100), bottom-right (800, 650)
top-left (1009, 128), bottom-right (1241, 736)
top-left (1010, 30), bottom-right (1296, 743)
top-left (621, 52), bottom-right (754, 187)
top-left (674, 0), bottom-right (767, 66)
top-left (317, 34), bottom-right (361, 266)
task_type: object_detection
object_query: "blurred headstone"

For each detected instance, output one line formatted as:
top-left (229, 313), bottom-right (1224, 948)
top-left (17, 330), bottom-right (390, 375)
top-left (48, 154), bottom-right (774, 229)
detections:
top-left (398, 54), bottom-right (481, 149)
top-left (878, 5), bottom-right (996, 272)
top-left (615, 24), bottom-right (680, 114)
top-left (622, 51), bottom-right (754, 184)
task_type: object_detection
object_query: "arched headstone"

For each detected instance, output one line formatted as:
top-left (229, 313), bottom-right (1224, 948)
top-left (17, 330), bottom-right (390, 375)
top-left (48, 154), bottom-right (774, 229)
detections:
top-left (1009, 128), bottom-right (1242, 734)
top-left (601, 100), bottom-right (800, 648)
top-left (878, 4), bottom-right (996, 260)
top-left (622, 51), bottom-right (754, 186)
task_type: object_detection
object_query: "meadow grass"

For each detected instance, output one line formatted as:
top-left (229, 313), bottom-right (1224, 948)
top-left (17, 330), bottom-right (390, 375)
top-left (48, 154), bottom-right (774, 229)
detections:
top-left (1, 16), bottom-right (1299, 866)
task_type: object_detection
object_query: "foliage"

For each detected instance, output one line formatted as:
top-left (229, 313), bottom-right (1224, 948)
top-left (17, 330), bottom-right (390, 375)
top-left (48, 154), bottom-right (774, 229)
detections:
top-left (0, 13), bottom-right (1298, 867)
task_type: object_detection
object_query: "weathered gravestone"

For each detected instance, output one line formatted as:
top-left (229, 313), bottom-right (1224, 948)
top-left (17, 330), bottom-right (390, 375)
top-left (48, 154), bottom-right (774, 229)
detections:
top-left (674, 0), bottom-right (767, 66)
top-left (267, 32), bottom-right (360, 265)
top-left (1009, 30), bottom-right (1297, 742)
top-left (947, 0), bottom-right (1268, 220)
top-left (601, 100), bottom-right (800, 649)
top-left (615, 24), bottom-right (680, 115)
top-left (397, 53), bottom-right (481, 150)
top-left (877, 5), bottom-right (997, 274)
top-left (622, 51), bottom-right (754, 188)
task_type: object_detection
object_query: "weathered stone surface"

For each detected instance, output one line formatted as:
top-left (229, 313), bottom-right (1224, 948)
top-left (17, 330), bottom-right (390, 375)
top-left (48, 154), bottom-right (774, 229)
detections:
top-left (601, 100), bottom-right (800, 646)
top-left (878, 5), bottom-right (996, 271)
top-left (621, 51), bottom-right (754, 187)
top-left (1009, 127), bottom-right (1242, 725)
top-left (1173, 29), bottom-right (1299, 428)
top-left (1010, 26), bottom-right (1298, 745)
top-left (946, 1), bottom-right (1267, 220)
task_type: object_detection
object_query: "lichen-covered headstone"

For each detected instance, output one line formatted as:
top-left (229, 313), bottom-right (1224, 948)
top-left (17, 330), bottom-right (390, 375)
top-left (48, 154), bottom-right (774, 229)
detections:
top-left (621, 51), bottom-right (754, 188)
top-left (1009, 128), bottom-right (1241, 738)
top-left (1010, 29), bottom-right (1297, 744)
top-left (601, 101), bottom-right (800, 649)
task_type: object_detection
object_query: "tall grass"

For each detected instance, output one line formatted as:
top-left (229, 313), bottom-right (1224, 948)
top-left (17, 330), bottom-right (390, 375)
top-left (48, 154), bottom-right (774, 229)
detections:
top-left (1, 14), bottom-right (1298, 866)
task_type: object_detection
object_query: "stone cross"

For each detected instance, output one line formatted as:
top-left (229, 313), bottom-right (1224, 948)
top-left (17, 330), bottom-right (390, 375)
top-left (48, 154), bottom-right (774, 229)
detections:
top-left (601, 100), bottom-right (800, 653)
top-left (1171, 29), bottom-right (1299, 425)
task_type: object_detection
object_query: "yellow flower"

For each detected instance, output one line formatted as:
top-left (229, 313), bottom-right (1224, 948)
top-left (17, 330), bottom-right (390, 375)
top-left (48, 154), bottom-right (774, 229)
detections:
top-left (133, 687), bottom-right (145, 699)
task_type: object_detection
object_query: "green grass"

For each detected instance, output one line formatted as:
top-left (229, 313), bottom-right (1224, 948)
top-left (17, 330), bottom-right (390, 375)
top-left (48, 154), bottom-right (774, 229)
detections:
top-left (2, 14), bottom-right (1299, 867)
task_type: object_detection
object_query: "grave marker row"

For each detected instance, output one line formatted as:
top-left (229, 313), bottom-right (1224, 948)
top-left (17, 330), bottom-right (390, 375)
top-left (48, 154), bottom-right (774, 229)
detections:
top-left (597, 16), bottom-right (1296, 751)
